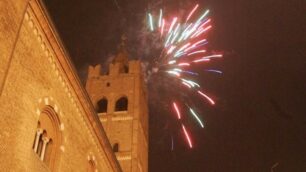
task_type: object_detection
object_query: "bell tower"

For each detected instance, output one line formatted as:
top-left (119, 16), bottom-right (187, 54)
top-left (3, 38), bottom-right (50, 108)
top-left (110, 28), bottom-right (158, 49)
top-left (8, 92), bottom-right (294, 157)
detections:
top-left (85, 36), bottom-right (148, 172)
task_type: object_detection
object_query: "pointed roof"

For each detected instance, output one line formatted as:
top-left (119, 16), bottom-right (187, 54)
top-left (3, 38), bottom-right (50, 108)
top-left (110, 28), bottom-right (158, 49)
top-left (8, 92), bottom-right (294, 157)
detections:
top-left (113, 34), bottom-right (129, 64)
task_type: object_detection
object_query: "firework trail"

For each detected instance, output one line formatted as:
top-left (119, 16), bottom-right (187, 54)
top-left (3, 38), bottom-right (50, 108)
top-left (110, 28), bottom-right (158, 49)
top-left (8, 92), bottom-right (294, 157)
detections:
top-left (145, 4), bottom-right (222, 149)
top-left (182, 124), bottom-right (193, 148)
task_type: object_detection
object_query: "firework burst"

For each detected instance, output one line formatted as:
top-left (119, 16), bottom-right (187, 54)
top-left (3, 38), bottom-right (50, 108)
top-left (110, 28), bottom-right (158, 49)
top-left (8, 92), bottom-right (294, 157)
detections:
top-left (145, 4), bottom-right (222, 149)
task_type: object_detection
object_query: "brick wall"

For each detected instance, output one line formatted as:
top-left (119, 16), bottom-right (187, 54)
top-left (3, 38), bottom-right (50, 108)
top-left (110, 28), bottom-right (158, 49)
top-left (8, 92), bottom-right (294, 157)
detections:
top-left (0, 1), bottom-right (121, 171)
top-left (86, 59), bottom-right (148, 172)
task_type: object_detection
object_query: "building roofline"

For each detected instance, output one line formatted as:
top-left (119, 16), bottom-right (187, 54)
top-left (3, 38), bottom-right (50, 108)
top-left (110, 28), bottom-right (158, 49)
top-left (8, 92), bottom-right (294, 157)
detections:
top-left (28, 0), bottom-right (122, 171)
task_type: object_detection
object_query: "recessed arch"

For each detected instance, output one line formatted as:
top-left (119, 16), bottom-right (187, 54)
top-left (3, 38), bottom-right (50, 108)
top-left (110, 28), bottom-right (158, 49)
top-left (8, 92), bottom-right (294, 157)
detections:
top-left (97, 97), bottom-right (108, 113)
top-left (115, 96), bottom-right (128, 111)
top-left (33, 105), bottom-right (62, 170)
top-left (113, 143), bottom-right (119, 152)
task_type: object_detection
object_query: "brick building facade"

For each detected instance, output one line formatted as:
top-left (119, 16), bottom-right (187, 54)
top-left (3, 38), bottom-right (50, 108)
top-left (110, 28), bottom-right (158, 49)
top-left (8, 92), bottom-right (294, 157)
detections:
top-left (86, 39), bottom-right (149, 172)
top-left (0, 0), bottom-right (148, 171)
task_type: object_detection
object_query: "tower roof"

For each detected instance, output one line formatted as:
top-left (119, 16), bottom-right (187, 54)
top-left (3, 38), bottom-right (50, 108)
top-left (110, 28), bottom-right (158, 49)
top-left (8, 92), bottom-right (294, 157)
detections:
top-left (113, 35), bottom-right (129, 64)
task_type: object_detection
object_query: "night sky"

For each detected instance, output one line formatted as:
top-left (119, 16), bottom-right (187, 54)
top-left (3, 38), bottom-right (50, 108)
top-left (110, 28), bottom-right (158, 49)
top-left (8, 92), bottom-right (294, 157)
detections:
top-left (43, 0), bottom-right (305, 171)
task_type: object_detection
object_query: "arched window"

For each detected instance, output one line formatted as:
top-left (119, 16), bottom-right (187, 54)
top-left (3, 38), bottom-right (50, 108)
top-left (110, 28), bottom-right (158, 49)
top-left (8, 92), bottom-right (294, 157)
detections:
top-left (97, 98), bottom-right (108, 113)
top-left (113, 143), bottom-right (119, 152)
top-left (115, 97), bottom-right (128, 111)
top-left (32, 106), bottom-right (61, 170)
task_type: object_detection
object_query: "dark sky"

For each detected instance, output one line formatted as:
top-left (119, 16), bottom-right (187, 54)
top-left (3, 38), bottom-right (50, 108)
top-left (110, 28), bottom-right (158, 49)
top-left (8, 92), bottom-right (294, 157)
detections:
top-left (43, 0), bottom-right (306, 171)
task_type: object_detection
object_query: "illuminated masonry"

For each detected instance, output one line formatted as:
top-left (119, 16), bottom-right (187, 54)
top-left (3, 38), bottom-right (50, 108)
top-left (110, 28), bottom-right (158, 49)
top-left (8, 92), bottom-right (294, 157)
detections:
top-left (86, 42), bottom-right (149, 172)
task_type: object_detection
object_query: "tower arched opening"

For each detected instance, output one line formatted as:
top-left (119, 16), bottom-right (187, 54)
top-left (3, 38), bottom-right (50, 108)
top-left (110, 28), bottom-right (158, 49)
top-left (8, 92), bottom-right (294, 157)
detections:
top-left (115, 97), bottom-right (128, 111)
